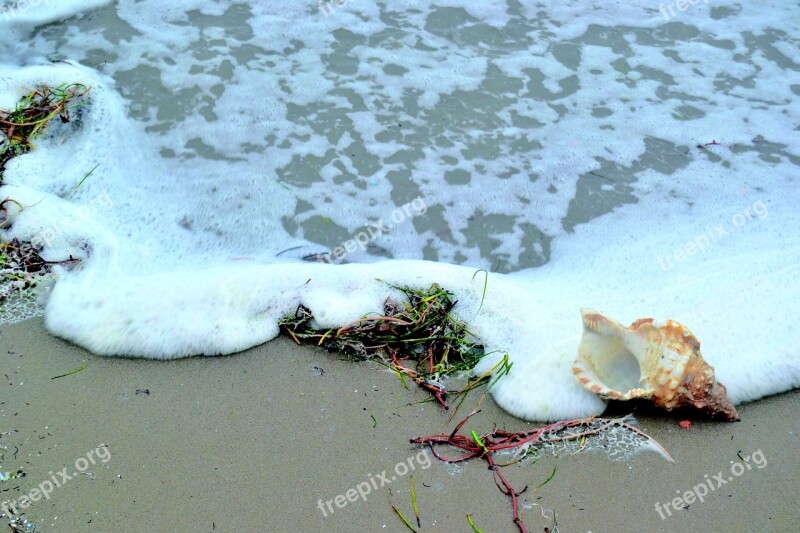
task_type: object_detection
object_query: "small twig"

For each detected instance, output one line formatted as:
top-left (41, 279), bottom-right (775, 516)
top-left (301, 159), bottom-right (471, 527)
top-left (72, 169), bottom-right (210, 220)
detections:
top-left (392, 505), bottom-right (418, 532)
top-left (410, 475), bottom-right (420, 527)
top-left (50, 363), bottom-right (87, 380)
top-left (467, 514), bottom-right (484, 533)
top-left (74, 162), bottom-right (100, 189)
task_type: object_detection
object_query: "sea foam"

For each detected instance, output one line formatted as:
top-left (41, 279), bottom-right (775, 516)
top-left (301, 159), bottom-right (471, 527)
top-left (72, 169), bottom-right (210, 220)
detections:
top-left (0, 1), bottom-right (798, 421)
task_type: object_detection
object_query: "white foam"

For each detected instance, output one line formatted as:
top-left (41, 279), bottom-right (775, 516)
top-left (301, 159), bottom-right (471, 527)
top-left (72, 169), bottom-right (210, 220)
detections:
top-left (0, 0), bottom-right (114, 55)
top-left (0, 1), bottom-right (798, 421)
top-left (0, 0), bottom-right (112, 26)
top-left (20, 181), bottom-right (800, 420)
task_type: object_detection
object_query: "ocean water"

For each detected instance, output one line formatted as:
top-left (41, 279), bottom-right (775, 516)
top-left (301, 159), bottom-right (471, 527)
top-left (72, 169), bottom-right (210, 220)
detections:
top-left (0, 0), bottom-right (798, 421)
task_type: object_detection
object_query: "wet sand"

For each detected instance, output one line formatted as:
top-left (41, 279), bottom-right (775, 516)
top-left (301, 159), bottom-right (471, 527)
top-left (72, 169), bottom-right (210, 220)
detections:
top-left (1, 318), bottom-right (797, 532)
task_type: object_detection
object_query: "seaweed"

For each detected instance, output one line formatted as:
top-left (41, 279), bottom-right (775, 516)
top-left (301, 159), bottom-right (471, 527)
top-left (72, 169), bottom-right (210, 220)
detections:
top-left (391, 505), bottom-right (417, 532)
top-left (466, 514), bottom-right (483, 533)
top-left (0, 83), bottom-right (90, 308)
top-left (279, 282), bottom-right (511, 409)
top-left (0, 237), bottom-right (77, 305)
top-left (411, 411), bottom-right (672, 532)
top-left (0, 82), bottom-right (91, 179)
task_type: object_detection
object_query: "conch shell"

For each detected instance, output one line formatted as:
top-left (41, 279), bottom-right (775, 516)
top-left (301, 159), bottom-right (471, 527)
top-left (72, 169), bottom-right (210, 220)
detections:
top-left (572, 308), bottom-right (738, 421)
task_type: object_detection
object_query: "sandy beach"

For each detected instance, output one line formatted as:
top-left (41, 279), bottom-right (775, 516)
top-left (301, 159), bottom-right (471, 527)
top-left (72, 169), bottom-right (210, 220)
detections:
top-left (1, 318), bottom-right (797, 532)
top-left (0, 1), bottom-right (798, 531)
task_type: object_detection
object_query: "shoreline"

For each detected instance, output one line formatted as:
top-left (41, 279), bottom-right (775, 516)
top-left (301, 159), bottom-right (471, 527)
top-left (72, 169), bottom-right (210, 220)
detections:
top-left (1, 317), bottom-right (798, 532)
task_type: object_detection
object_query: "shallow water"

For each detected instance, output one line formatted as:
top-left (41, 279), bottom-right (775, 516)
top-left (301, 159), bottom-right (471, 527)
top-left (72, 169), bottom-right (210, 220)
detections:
top-left (0, 2), bottom-right (798, 420)
top-left (3, 0), bottom-right (796, 270)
